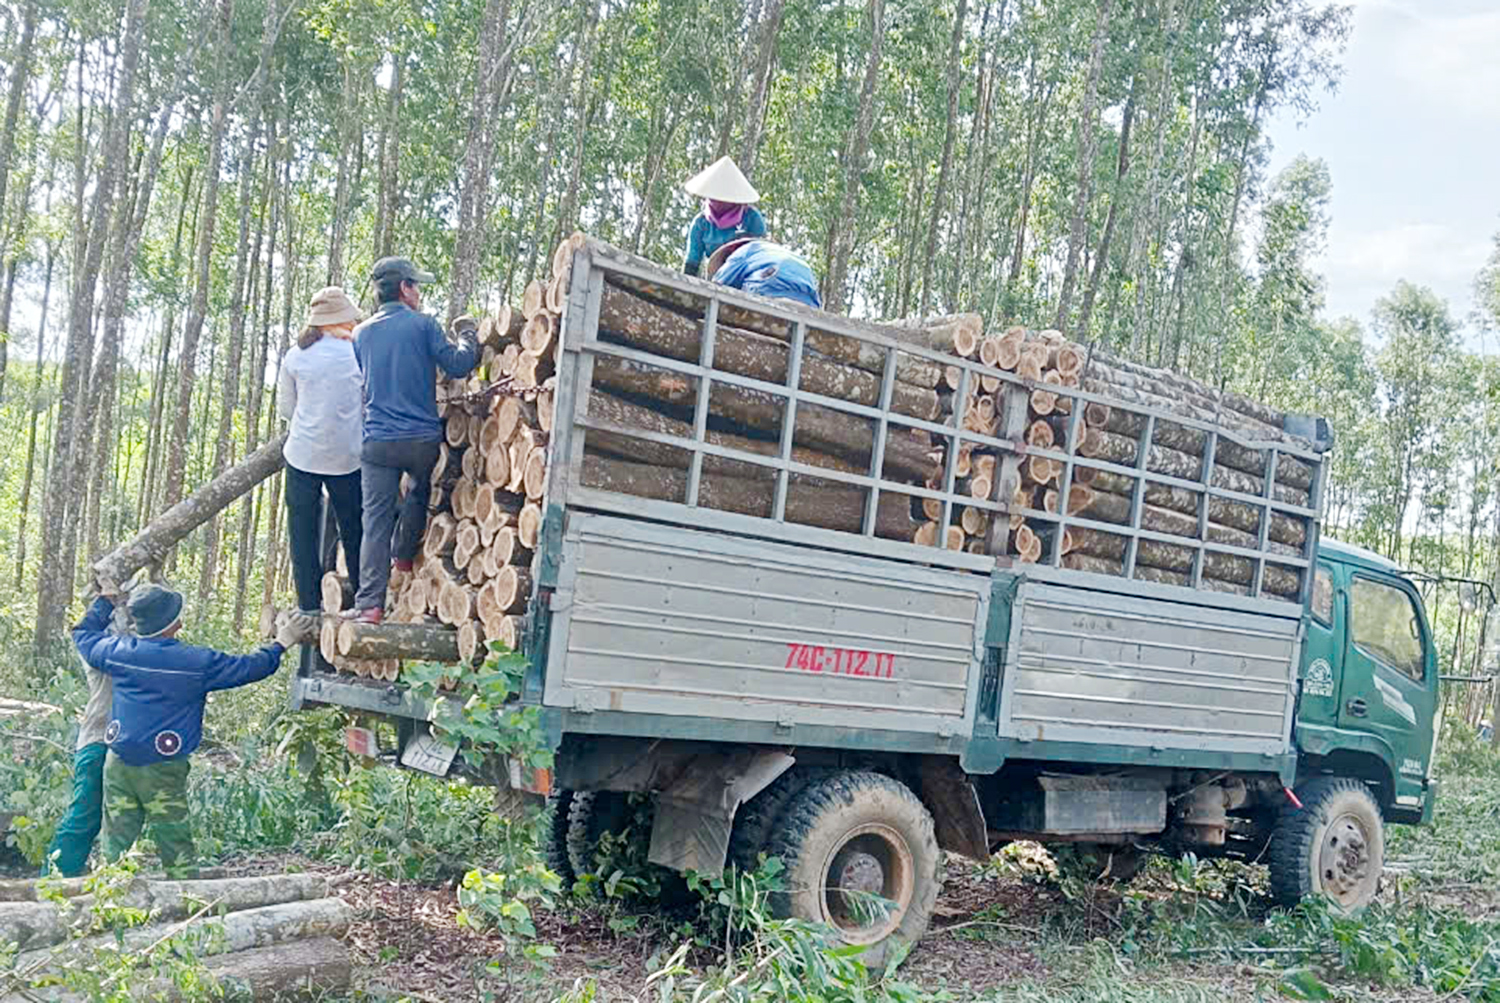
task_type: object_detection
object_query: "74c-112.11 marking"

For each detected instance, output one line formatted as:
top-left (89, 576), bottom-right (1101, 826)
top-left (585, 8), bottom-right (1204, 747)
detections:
top-left (784, 643), bottom-right (897, 678)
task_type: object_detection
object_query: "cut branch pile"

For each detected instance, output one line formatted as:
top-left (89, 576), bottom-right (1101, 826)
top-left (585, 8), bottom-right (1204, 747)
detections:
top-left (0, 873), bottom-right (352, 1001)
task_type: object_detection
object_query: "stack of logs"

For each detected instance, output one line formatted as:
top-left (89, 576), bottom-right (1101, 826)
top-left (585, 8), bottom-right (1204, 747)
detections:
top-left (569, 237), bottom-right (1315, 601)
top-left (0, 873), bottom-right (352, 1001)
top-left (313, 234), bottom-right (584, 683)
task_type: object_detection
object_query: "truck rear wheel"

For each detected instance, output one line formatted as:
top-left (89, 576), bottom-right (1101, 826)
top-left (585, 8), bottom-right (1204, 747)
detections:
top-left (727, 766), bottom-right (835, 873)
top-left (565, 791), bottom-right (633, 877)
top-left (1269, 777), bottom-right (1384, 912)
top-left (765, 771), bottom-right (942, 972)
top-left (544, 790), bottom-right (576, 887)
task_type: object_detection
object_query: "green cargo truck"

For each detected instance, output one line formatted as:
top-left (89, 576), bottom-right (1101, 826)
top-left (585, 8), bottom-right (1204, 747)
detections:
top-left (295, 242), bottom-right (1444, 966)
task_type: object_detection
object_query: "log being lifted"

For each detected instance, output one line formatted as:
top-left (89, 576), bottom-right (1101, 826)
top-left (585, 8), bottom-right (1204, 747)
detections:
top-left (590, 356), bottom-right (938, 482)
top-left (581, 454), bottom-right (916, 540)
top-left (92, 434), bottom-right (288, 588)
top-left (598, 283), bottom-right (942, 422)
top-left (336, 620), bottom-right (460, 662)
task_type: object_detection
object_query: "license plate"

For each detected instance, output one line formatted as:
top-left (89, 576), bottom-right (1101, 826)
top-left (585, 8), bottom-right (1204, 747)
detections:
top-left (401, 731), bottom-right (460, 777)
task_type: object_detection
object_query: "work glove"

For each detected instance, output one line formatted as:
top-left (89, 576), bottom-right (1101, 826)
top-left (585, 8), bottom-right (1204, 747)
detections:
top-left (276, 612), bottom-right (317, 649)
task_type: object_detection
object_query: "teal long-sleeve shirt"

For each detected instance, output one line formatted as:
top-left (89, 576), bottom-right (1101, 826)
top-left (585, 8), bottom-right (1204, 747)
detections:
top-left (683, 207), bottom-right (767, 277)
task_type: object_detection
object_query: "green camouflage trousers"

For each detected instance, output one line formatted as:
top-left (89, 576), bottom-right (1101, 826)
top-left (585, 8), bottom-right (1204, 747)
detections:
top-left (103, 752), bottom-right (197, 877)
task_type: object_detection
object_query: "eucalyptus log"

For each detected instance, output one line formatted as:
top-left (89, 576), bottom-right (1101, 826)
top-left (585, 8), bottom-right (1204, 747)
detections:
top-left (1087, 469), bottom-right (1308, 548)
top-left (589, 356), bottom-right (938, 481)
top-left (1087, 349), bottom-right (1291, 431)
top-left (336, 620), bottom-right (460, 661)
top-left (581, 455), bottom-right (916, 540)
top-left (599, 283), bottom-right (941, 422)
top-left (1098, 404), bottom-right (1314, 492)
top-left (1077, 425), bottom-right (1311, 507)
top-left (518, 502), bottom-right (542, 549)
top-left (586, 391), bottom-right (864, 478)
top-left (92, 435), bottom-right (288, 589)
top-left (1062, 553), bottom-right (1250, 597)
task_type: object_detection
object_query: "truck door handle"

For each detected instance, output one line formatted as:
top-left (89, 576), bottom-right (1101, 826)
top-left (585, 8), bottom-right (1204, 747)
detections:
top-left (1345, 698), bottom-right (1367, 718)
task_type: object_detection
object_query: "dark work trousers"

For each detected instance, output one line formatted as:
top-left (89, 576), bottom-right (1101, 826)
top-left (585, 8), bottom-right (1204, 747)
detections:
top-left (285, 464), bottom-right (364, 613)
top-left (356, 439), bottom-right (441, 611)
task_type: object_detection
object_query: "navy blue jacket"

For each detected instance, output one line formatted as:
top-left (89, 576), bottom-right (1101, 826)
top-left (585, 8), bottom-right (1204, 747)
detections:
top-left (711, 241), bottom-right (823, 309)
top-left (354, 303), bottom-right (479, 443)
top-left (72, 597), bottom-right (286, 766)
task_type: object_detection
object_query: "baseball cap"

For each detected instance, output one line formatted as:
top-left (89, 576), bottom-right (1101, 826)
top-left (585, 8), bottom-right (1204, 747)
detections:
top-left (371, 256), bottom-right (436, 285)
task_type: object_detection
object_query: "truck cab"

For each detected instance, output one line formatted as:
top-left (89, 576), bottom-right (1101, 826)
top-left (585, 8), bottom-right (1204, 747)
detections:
top-left (1295, 539), bottom-right (1439, 824)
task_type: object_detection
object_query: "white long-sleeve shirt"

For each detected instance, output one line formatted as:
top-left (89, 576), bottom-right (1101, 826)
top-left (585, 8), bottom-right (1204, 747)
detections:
top-left (278, 336), bottom-right (364, 475)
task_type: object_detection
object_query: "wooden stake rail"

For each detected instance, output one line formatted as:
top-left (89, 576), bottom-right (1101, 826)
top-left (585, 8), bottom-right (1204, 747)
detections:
top-left (550, 237), bottom-right (1326, 603)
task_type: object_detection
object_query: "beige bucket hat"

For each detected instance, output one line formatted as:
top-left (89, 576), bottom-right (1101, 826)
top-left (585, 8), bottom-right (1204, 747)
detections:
top-left (306, 286), bottom-right (362, 328)
top-left (683, 156), bottom-right (761, 204)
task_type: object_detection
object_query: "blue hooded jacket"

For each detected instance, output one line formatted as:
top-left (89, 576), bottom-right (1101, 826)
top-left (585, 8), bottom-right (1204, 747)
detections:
top-left (711, 241), bottom-right (823, 309)
top-left (71, 597), bottom-right (286, 766)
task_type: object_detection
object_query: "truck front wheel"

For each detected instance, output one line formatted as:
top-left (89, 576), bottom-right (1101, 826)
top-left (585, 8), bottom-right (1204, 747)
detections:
top-left (765, 771), bottom-right (942, 972)
top-left (1269, 777), bottom-right (1384, 912)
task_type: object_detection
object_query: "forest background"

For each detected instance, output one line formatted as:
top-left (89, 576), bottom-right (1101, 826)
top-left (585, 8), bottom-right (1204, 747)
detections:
top-left (0, 0), bottom-right (1496, 679)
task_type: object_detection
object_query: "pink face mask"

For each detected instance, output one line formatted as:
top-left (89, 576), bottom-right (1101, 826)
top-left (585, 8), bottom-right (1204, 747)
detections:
top-left (706, 200), bottom-right (746, 229)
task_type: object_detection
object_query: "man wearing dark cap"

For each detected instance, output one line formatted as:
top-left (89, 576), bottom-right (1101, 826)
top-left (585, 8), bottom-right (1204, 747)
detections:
top-left (347, 257), bottom-right (479, 623)
top-left (71, 583), bottom-right (311, 875)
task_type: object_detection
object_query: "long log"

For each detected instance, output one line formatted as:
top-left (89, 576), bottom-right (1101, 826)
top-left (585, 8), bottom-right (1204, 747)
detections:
top-left (1087, 469), bottom-right (1308, 548)
top-left (0, 874), bottom-right (337, 953)
top-left (14, 897), bottom-right (352, 969)
top-left (581, 454), bottom-right (916, 540)
top-left (335, 620), bottom-right (460, 661)
top-left (1087, 348), bottom-right (1294, 431)
top-left (1, 937), bottom-right (352, 1003)
top-left (1096, 401), bottom-right (1314, 492)
top-left (586, 390), bottom-right (864, 479)
top-left (1061, 553), bottom-right (1251, 597)
top-left (92, 434), bottom-right (288, 588)
top-left (1074, 424), bottom-right (1311, 508)
top-left (590, 357), bottom-right (938, 481)
top-left (599, 283), bottom-right (942, 422)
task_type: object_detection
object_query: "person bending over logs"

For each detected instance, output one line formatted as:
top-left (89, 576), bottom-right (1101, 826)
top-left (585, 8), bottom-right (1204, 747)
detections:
top-left (72, 583), bottom-right (312, 876)
top-left (346, 257), bottom-right (479, 624)
top-left (706, 236), bottom-right (823, 309)
top-left (279, 286), bottom-right (365, 617)
top-left (681, 156), bottom-right (767, 277)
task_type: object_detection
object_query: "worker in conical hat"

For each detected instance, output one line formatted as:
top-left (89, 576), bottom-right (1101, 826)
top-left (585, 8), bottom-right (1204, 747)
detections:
top-left (682, 156), bottom-right (767, 277)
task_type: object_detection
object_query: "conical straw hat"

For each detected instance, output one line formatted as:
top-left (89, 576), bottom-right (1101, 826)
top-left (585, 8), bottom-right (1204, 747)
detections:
top-left (683, 156), bottom-right (760, 203)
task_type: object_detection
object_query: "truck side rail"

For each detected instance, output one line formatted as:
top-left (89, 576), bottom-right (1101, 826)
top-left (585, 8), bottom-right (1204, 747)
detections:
top-left (543, 239), bottom-right (1323, 611)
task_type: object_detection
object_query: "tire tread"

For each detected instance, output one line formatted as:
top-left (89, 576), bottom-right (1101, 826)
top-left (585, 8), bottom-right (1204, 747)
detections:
top-left (1268, 776), bottom-right (1382, 908)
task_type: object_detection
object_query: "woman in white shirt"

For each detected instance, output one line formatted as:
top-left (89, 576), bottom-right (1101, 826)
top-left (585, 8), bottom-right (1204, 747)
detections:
top-left (279, 287), bottom-right (365, 616)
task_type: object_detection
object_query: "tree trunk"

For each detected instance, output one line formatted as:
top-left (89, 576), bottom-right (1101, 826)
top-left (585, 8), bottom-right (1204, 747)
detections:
top-left (824, 0), bottom-right (884, 314)
top-left (34, 0), bottom-right (152, 650)
top-left (0, 0), bottom-right (38, 271)
top-left (1053, 0), bottom-right (1114, 331)
top-left (738, 0), bottom-right (786, 177)
top-left (1078, 73), bottom-right (1136, 337)
top-left (14, 245), bottom-right (53, 590)
top-left (919, 0), bottom-right (969, 315)
top-left (552, 0), bottom-right (601, 251)
top-left (161, 0), bottom-right (233, 521)
top-left (93, 434), bottom-right (289, 591)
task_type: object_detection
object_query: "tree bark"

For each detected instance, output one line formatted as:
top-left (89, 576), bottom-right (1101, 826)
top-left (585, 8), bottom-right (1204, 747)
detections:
top-left (1086, 468), bottom-right (1307, 547)
top-left (14, 243), bottom-right (53, 590)
top-left (1053, 0), bottom-right (1114, 331)
top-left (93, 434), bottom-right (288, 591)
top-left (824, 0), bottom-right (884, 314)
top-left (738, 0), bottom-right (786, 176)
top-left (0, 0), bottom-right (38, 271)
top-left (1078, 73), bottom-right (1136, 337)
top-left (581, 454), bottom-right (915, 540)
top-left (919, 0), bottom-right (969, 315)
top-left (449, 0), bottom-right (513, 320)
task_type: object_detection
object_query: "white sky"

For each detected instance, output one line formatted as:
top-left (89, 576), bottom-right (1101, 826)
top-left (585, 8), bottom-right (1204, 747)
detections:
top-left (1263, 0), bottom-right (1500, 341)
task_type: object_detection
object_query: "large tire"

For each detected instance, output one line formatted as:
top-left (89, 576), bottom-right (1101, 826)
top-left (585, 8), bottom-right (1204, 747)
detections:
top-left (765, 771), bottom-right (942, 972)
top-left (544, 790), bottom-right (576, 887)
top-left (727, 766), bottom-right (835, 873)
top-left (1269, 777), bottom-right (1384, 912)
top-left (565, 791), bottom-right (633, 877)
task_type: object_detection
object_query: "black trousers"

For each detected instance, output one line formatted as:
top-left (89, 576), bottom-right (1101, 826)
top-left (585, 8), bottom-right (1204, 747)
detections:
top-left (284, 464), bottom-right (363, 613)
top-left (356, 438), bottom-right (440, 611)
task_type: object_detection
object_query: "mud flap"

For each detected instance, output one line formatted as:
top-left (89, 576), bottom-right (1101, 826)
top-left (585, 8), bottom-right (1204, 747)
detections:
top-left (647, 749), bottom-right (796, 874)
top-left (918, 757), bottom-right (989, 860)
